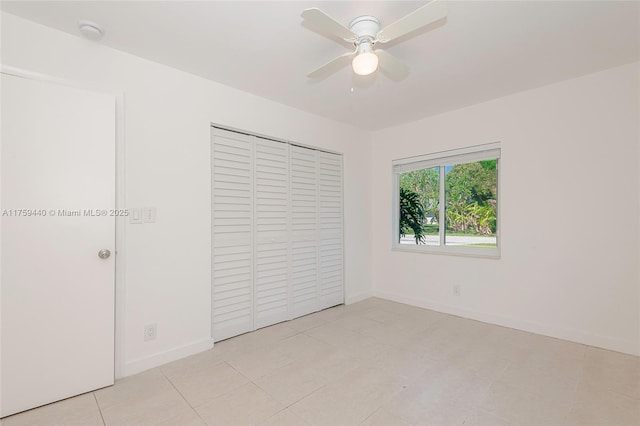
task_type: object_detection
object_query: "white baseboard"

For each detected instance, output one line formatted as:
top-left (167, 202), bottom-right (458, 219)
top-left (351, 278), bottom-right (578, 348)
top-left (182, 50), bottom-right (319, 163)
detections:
top-left (374, 290), bottom-right (640, 356)
top-left (121, 338), bottom-right (214, 378)
top-left (120, 290), bottom-right (374, 378)
top-left (345, 291), bottom-right (374, 305)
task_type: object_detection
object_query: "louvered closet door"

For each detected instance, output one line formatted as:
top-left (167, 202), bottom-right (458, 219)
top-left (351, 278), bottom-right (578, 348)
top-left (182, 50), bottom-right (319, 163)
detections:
top-left (254, 138), bottom-right (290, 328)
top-left (318, 152), bottom-right (344, 309)
top-left (211, 129), bottom-right (254, 341)
top-left (290, 146), bottom-right (319, 317)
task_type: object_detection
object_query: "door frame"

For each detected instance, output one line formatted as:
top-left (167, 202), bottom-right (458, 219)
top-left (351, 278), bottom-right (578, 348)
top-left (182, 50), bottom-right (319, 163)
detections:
top-left (0, 65), bottom-right (127, 379)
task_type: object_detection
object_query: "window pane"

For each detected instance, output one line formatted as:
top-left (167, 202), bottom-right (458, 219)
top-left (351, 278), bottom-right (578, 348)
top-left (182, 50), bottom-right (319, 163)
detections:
top-left (445, 160), bottom-right (497, 248)
top-left (398, 167), bottom-right (440, 246)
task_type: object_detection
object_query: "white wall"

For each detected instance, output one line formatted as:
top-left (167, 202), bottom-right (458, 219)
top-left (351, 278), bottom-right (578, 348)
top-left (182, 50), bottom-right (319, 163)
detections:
top-left (1, 12), bottom-right (373, 377)
top-left (2, 11), bottom-right (638, 380)
top-left (371, 62), bottom-right (640, 355)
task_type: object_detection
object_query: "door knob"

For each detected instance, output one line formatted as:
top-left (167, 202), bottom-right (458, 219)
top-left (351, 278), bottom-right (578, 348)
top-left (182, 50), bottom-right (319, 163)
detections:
top-left (98, 249), bottom-right (111, 260)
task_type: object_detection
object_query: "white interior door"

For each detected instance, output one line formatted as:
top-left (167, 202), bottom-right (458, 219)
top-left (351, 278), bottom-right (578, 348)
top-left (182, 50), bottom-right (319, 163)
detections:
top-left (1, 74), bottom-right (116, 417)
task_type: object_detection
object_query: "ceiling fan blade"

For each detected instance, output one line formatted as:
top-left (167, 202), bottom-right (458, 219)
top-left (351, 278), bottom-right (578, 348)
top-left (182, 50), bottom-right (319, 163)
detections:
top-left (376, 49), bottom-right (410, 80)
top-left (376, 0), bottom-right (447, 43)
top-left (307, 51), bottom-right (354, 79)
top-left (301, 8), bottom-right (357, 42)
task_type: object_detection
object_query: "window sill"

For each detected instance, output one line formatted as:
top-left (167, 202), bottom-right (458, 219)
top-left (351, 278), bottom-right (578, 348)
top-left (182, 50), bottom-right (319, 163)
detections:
top-left (391, 244), bottom-right (501, 259)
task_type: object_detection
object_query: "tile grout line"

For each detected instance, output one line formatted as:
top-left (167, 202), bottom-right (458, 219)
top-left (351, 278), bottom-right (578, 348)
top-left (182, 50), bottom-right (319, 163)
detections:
top-left (223, 338), bottom-right (348, 425)
top-left (223, 360), bottom-right (310, 424)
top-left (92, 392), bottom-right (107, 426)
top-left (161, 368), bottom-right (209, 425)
top-left (223, 359), bottom-right (253, 380)
top-left (222, 359), bottom-right (279, 400)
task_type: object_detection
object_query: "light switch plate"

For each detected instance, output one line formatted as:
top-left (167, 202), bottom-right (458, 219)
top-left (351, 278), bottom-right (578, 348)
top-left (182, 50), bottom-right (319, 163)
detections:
top-left (129, 208), bottom-right (142, 224)
top-left (143, 207), bottom-right (156, 223)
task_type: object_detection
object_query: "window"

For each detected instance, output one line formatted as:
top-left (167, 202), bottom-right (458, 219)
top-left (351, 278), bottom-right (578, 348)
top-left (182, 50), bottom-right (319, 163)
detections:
top-left (392, 143), bottom-right (500, 257)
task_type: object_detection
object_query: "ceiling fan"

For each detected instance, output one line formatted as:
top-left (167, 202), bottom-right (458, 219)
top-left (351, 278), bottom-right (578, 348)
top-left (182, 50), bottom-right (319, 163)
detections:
top-left (301, 0), bottom-right (447, 80)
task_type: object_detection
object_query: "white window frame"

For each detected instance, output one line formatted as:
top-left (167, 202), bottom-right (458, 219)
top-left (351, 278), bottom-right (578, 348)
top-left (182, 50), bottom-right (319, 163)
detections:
top-left (392, 143), bottom-right (501, 258)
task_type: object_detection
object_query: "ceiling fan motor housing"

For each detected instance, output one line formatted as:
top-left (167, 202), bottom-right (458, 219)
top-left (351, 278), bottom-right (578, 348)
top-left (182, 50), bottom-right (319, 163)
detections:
top-left (348, 15), bottom-right (380, 42)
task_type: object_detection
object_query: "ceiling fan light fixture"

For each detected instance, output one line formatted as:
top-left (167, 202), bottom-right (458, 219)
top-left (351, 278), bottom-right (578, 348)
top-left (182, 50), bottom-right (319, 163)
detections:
top-left (352, 51), bottom-right (378, 76)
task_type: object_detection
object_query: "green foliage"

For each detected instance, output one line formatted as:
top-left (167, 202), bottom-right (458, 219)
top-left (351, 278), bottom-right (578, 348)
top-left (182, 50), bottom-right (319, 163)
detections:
top-left (399, 159), bottom-right (498, 239)
top-left (445, 160), bottom-right (497, 235)
top-left (479, 159), bottom-right (497, 171)
top-left (399, 188), bottom-right (426, 244)
top-left (446, 201), bottom-right (496, 235)
top-left (423, 224), bottom-right (439, 235)
top-left (399, 168), bottom-right (439, 222)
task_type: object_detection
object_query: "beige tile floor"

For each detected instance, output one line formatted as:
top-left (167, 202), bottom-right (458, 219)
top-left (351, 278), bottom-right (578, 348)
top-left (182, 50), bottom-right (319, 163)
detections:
top-left (3, 297), bottom-right (639, 426)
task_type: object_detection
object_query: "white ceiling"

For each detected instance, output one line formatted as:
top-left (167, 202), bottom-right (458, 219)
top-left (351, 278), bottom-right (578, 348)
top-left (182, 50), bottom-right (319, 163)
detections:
top-left (2, 1), bottom-right (638, 130)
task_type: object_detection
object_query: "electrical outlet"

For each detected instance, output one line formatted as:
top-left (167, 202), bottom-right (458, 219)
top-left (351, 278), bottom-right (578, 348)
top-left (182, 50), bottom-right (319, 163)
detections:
top-left (453, 285), bottom-right (461, 296)
top-left (144, 324), bottom-right (157, 341)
